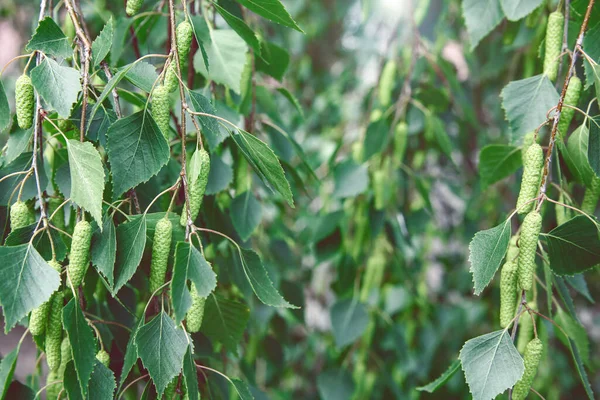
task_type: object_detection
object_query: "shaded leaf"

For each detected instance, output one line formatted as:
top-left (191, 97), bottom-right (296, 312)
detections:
top-left (214, 3), bottom-right (260, 55)
top-left (462, 0), bottom-right (504, 50)
top-left (544, 216), bottom-right (600, 275)
top-left (112, 216), bottom-right (146, 294)
top-left (316, 369), bottom-right (355, 400)
top-left (500, 0), bottom-right (543, 21)
top-left (201, 295), bottom-right (250, 353)
top-left (231, 191), bottom-right (262, 241)
top-left (91, 216), bottom-right (117, 287)
top-left (333, 160), bottom-right (369, 199)
top-left (187, 90), bottom-right (223, 150)
top-left (330, 298), bottom-right (369, 348)
top-left (469, 219), bottom-right (511, 295)
top-left (234, 0), bottom-right (303, 32)
top-left (478, 145), bottom-right (522, 186)
top-left (0, 344), bottom-right (20, 399)
top-left (417, 359), bottom-right (461, 393)
top-left (0, 80), bottom-right (10, 132)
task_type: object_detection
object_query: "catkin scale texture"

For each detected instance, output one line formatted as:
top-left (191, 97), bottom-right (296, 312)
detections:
top-left (46, 370), bottom-right (61, 400)
top-left (499, 261), bottom-right (518, 328)
top-left (180, 149), bottom-right (210, 227)
top-left (10, 201), bottom-right (30, 231)
top-left (125, 0), bottom-right (142, 16)
top-left (186, 283), bottom-right (206, 333)
top-left (176, 21), bottom-right (193, 61)
top-left (45, 291), bottom-right (64, 371)
top-left (16, 74), bottom-right (34, 129)
top-left (557, 76), bottom-right (582, 140)
top-left (512, 338), bottom-right (543, 400)
top-left (149, 217), bottom-right (172, 293)
top-left (96, 349), bottom-right (110, 367)
top-left (67, 220), bottom-right (92, 288)
top-left (29, 260), bottom-right (61, 336)
top-left (543, 12), bottom-right (564, 82)
top-left (151, 84), bottom-right (170, 138)
top-left (516, 144), bottom-right (543, 214)
top-left (378, 60), bottom-right (396, 106)
top-left (518, 211), bottom-right (542, 291)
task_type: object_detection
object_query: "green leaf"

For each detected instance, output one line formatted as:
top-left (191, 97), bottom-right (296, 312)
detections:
top-left (31, 58), bottom-right (81, 118)
top-left (187, 89), bottom-right (222, 150)
top-left (586, 117), bottom-right (600, 177)
top-left (500, 0), bottom-right (543, 21)
top-left (91, 216), bottom-right (117, 287)
top-left (543, 216), bottom-right (600, 275)
top-left (63, 298), bottom-right (97, 398)
top-left (0, 152), bottom-right (47, 206)
top-left (230, 379), bottom-right (254, 400)
top-left (333, 160), bottom-right (369, 199)
top-left (231, 191), bottom-right (262, 241)
top-left (592, 64), bottom-right (600, 104)
top-left (106, 110), bottom-right (170, 199)
top-left (118, 319), bottom-right (143, 388)
top-left (205, 153), bottom-right (233, 195)
top-left (459, 330), bottom-right (524, 400)
top-left (88, 361), bottom-right (117, 400)
top-left (92, 17), bottom-right (113, 67)
top-left (123, 61), bottom-right (159, 93)
top-left (194, 29), bottom-right (248, 94)
top-left (583, 23), bottom-right (600, 90)
top-left (235, 248), bottom-right (297, 308)
top-left (362, 119), bottom-right (388, 160)
top-left (202, 295), bottom-right (250, 354)
top-left (214, 3), bottom-right (260, 55)
top-left (113, 215), bottom-right (146, 294)
top-left (0, 344), bottom-right (20, 399)
top-left (0, 80), bottom-right (10, 132)
top-left (5, 128), bottom-right (33, 165)
top-left (330, 298), bottom-right (369, 348)
top-left (316, 369), bottom-right (355, 400)
top-left (462, 0), bottom-right (504, 50)
top-left (182, 346), bottom-right (199, 400)
top-left (562, 124), bottom-right (595, 184)
top-left (256, 41), bottom-right (289, 81)
top-left (417, 359), bottom-right (461, 393)
top-left (556, 308), bottom-right (589, 365)
top-left (468, 219), bottom-right (511, 295)
top-left (566, 274), bottom-right (594, 303)
top-left (230, 129), bottom-right (294, 206)
top-left (73, 104), bottom-right (117, 148)
top-left (0, 244), bottom-right (61, 332)
top-left (479, 145), bottom-right (522, 186)
top-left (234, 0), bottom-right (303, 32)
top-left (5, 222), bottom-right (67, 262)
top-left (565, 337), bottom-right (595, 399)
top-left (171, 241), bottom-right (217, 324)
top-left (67, 139), bottom-right (104, 227)
top-left (427, 115), bottom-right (453, 159)
top-left (276, 87), bottom-right (304, 119)
top-left (135, 311), bottom-right (188, 397)
top-left (25, 17), bottom-right (72, 58)
top-left (501, 74), bottom-right (559, 139)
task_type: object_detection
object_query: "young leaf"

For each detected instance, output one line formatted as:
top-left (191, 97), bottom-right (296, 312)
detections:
top-left (459, 330), bottom-right (524, 400)
top-left (171, 241), bottom-right (217, 324)
top-left (501, 74), bottom-right (559, 139)
top-left (135, 311), bottom-right (188, 398)
top-left (330, 298), bottom-right (369, 348)
top-left (468, 219), bottom-right (511, 295)
top-left (234, 0), bottom-right (303, 32)
top-left (106, 111), bottom-right (170, 199)
top-left (91, 216), bottom-right (117, 287)
top-left (201, 295), bottom-right (250, 354)
top-left (25, 17), bottom-right (72, 58)
top-left (67, 139), bottom-right (105, 226)
top-left (0, 244), bottom-right (61, 332)
top-left (544, 216), bottom-right (600, 275)
top-left (92, 17), bottom-right (114, 67)
top-left (30, 58), bottom-right (81, 118)
top-left (112, 215), bottom-right (147, 294)
top-left (231, 191), bottom-right (263, 241)
top-left (500, 0), bottom-right (543, 21)
top-left (478, 145), bottom-right (522, 187)
top-left (462, 0), bottom-right (504, 50)
top-left (63, 298), bottom-right (97, 398)
top-left (417, 359), bottom-right (461, 393)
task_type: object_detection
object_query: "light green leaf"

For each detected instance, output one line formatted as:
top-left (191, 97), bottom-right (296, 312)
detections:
top-left (230, 129), bottom-right (294, 206)
top-left (92, 17), bottom-right (113, 67)
top-left (0, 244), bottom-right (61, 332)
top-left (194, 29), bottom-right (248, 94)
top-left (171, 241), bottom-right (217, 324)
top-left (113, 215), bottom-right (146, 294)
top-left (479, 145), bottom-right (522, 186)
top-left (462, 0), bottom-right (504, 50)
top-left (333, 160), bottom-right (369, 199)
top-left (231, 191), bottom-right (262, 241)
top-left (468, 219), bottom-right (511, 295)
top-left (330, 298), bottom-right (369, 348)
top-left (214, 3), bottom-right (261, 55)
top-left (25, 17), bottom-right (72, 58)
top-left (0, 80), bottom-right (10, 132)
top-left (91, 216), bottom-right (117, 287)
top-left (417, 359), bottom-right (461, 393)
top-left (276, 87), bottom-right (304, 119)
top-left (106, 110), bottom-right (170, 199)
top-left (459, 330), bottom-right (524, 400)
top-left (67, 140), bottom-right (104, 227)
top-left (586, 117), bottom-right (600, 178)
top-left (564, 124), bottom-right (594, 184)
top-left (543, 216), bottom-right (600, 275)
top-left (201, 295), bottom-right (250, 354)
top-left (63, 298), bottom-right (97, 398)
top-left (501, 74), bottom-right (559, 139)
top-left (500, 0), bottom-right (543, 21)
top-left (135, 311), bottom-right (188, 398)
top-left (234, 0), bottom-right (303, 32)
top-left (31, 58), bottom-right (81, 118)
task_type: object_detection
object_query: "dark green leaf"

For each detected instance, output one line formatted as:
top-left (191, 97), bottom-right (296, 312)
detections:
top-left (417, 359), bottom-right (461, 393)
top-left (230, 379), bottom-right (254, 400)
top-left (0, 152), bottom-right (47, 206)
top-left (202, 295), bottom-right (250, 354)
top-left (0, 344), bottom-right (20, 399)
top-left (562, 125), bottom-right (595, 184)
top-left (214, 3), bottom-right (261, 55)
top-left (330, 298), bottom-right (369, 348)
top-left (187, 90), bottom-right (222, 150)
top-left (478, 145), bottom-right (522, 186)
top-left (89, 361), bottom-right (116, 400)
top-left (123, 61), bottom-right (159, 93)
top-left (544, 216), bottom-right (600, 275)
top-left (182, 346), bottom-right (199, 400)
top-left (205, 153), bottom-right (233, 195)
top-left (5, 128), bottom-right (33, 165)
top-left (113, 216), bottom-right (146, 294)
top-left (0, 80), bottom-right (10, 132)
top-left (468, 219), bottom-right (511, 295)
top-left (256, 41), bottom-right (289, 81)
top-left (91, 216), bottom-right (117, 287)
top-left (230, 191), bottom-right (262, 241)
top-left (234, 0), bottom-right (303, 32)
top-left (5, 222), bottom-right (67, 262)
top-left (317, 369), bottom-right (355, 400)
top-left (586, 117), bottom-right (600, 177)
top-left (25, 17), bottom-right (72, 58)
top-left (92, 17), bottom-right (113, 67)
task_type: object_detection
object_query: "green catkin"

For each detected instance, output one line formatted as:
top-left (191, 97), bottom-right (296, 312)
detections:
top-left (164, 377), bottom-right (177, 399)
top-left (521, 132), bottom-right (535, 163)
top-left (512, 338), bottom-right (543, 400)
top-left (29, 260), bottom-right (62, 336)
top-left (164, 63), bottom-right (178, 93)
top-left (10, 201), bottom-right (30, 231)
top-left (518, 211), bottom-right (542, 291)
top-left (373, 169), bottom-right (387, 210)
top-left (125, 0), bottom-right (143, 16)
top-left (507, 234), bottom-right (519, 261)
top-left (516, 144), bottom-right (544, 214)
top-left (186, 283), bottom-right (206, 333)
top-left (151, 84), bottom-right (170, 138)
top-left (58, 336), bottom-right (72, 378)
top-left (378, 60), bottom-right (397, 106)
top-left (176, 21), bottom-right (193, 62)
top-left (27, 205), bottom-right (36, 225)
top-left (67, 220), bottom-right (92, 288)
top-left (16, 74), bottom-right (34, 129)
top-left (581, 176), bottom-right (600, 215)
top-left (543, 11), bottom-right (564, 82)
top-left (352, 142), bottom-right (364, 164)
top-left (557, 76), bottom-right (582, 140)
top-left (517, 306), bottom-right (536, 354)
top-left (499, 261), bottom-right (518, 328)
top-left (394, 122), bottom-right (408, 166)
top-left (359, 241), bottom-right (387, 302)
top-left (62, 14), bottom-right (75, 41)
top-left (96, 349), bottom-right (110, 368)
top-left (45, 291), bottom-right (64, 372)
top-left (555, 191), bottom-right (572, 225)
top-left (46, 370), bottom-right (61, 400)
top-left (180, 149), bottom-right (210, 227)
top-left (149, 217), bottom-right (173, 293)
top-left (47, 197), bottom-right (65, 231)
